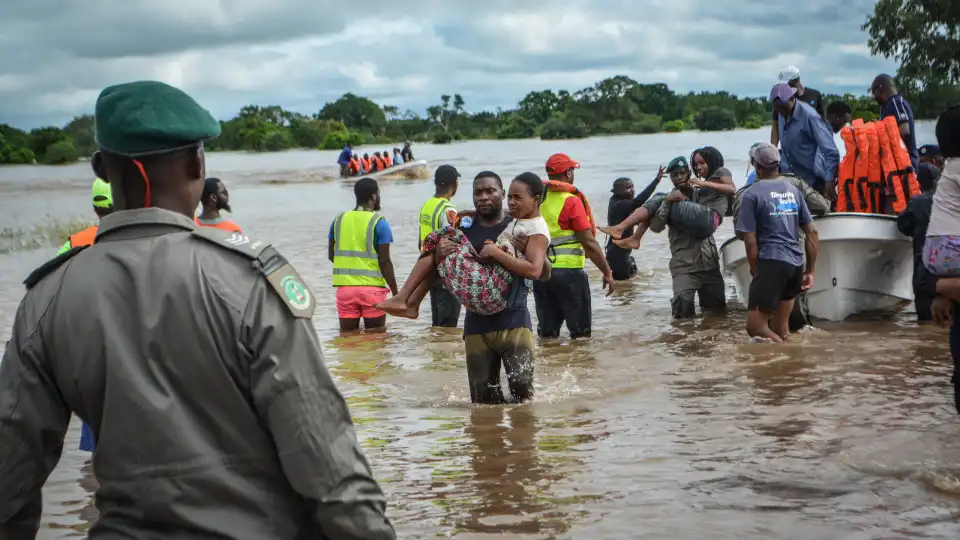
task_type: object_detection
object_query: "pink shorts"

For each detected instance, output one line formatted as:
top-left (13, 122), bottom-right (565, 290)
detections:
top-left (336, 286), bottom-right (389, 319)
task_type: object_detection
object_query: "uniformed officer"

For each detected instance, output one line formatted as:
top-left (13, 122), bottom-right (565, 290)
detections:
top-left (0, 81), bottom-right (395, 540)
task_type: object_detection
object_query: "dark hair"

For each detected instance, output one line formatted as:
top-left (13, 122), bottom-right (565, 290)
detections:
top-left (474, 170), bottom-right (503, 188)
top-left (512, 172), bottom-right (544, 203)
top-left (936, 106), bottom-right (960, 159)
top-left (691, 146), bottom-right (725, 178)
top-left (435, 164), bottom-right (460, 188)
top-left (873, 73), bottom-right (896, 91)
top-left (354, 177), bottom-right (379, 205)
top-left (827, 101), bottom-right (853, 116)
top-left (202, 177), bottom-right (221, 200)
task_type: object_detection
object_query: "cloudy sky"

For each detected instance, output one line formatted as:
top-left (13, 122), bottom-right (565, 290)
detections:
top-left (1, 0), bottom-right (894, 129)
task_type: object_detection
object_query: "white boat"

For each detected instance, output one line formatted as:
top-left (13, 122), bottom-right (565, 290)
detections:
top-left (363, 159), bottom-right (430, 180)
top-left (719, 213), bottom-right (914, 321)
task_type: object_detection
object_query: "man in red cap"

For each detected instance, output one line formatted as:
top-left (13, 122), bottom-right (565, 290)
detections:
top-left (536, 153), bottom-right (615, 338)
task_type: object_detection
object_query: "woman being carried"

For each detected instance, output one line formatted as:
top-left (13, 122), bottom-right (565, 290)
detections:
top-left (377, 172), bottom-right (550, 318)
top-left (598, 148), bottom-right (736, 249)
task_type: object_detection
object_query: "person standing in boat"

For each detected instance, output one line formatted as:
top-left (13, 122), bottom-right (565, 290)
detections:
top-left (736, 144), bottom-right (819, 343)
top-left (401, 141), bottom-right (415, 163)
top-left (0, 80), bottom-right (395, 539)
top-left (897, 163), bottom-right (942, 323)
top-left (337, 143), bottom-right (354, 178)
top-left (393, 147), bottom-right (403, 166)
top-left (196, 177), bottom-right (242, 233)
top-left (418, 165), bottom-right (462, 327)
top-left (871, 74), bottom-right (919, 173)
top-left (535, 153), bottom-right (615, 339)
top-left (604, 170), bottom-right (664, 280)
top-left (771, 65), bottom-right (825, 146)
top-left (920, 144), bottom-right (944, 171)
top-left (771, 82), bottom-right (840, 200)
top-left (826, 101), bottom-right (853, 134)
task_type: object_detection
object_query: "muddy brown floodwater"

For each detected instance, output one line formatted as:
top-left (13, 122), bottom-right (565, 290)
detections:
top-left (3, 127), bottom-right (959, 539)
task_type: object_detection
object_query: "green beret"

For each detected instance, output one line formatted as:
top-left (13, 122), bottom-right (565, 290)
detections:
top-left (666, 156), bottom-right (689, 173)
top-left (95, 80), bottom-right (221, 157)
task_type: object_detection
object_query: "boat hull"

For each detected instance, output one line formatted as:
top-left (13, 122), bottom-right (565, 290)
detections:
top-left (363, 159), bottom-right (430, 180)
top-left (719, 213), bottom-right (914, 321)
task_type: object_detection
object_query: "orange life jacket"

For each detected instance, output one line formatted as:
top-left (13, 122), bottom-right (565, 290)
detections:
top-left (835, 117), bottom-right (920, 215)
top-left (361, 157), bottom-right (372, 172)
top-left (194, 217), bottom-right (243, 233)
top-left (348, 158), bottom-right (360, 175)
top-left (69, 225), bottom-right (98, 248)
top-left (542, 180), bottom-right (597, 236)
top-left (375, 156), bottom-right (386, 171)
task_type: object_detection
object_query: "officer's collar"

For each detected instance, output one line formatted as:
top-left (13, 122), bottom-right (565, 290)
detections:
top-left (96, 207), bottom-right (197, 241)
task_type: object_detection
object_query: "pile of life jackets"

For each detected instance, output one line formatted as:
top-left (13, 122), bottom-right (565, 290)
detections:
top-left (836, 115), bottom-right (921, 215)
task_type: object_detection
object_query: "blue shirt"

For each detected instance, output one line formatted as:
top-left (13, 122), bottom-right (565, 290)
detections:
top-left (777, 101), bottom-right (840, 189)
top-left (880, 94), bottom-right (919, 172)
top-left (328, 214), bottom-right (393, 245)
top-left (746, 171), bottom-right (757, 186)
top-left (393, 153), bottom-right (403, 165)
top-left (337, 146), bottom-right (353, 166)
top-left (735, 178), bottom-right (813, 268)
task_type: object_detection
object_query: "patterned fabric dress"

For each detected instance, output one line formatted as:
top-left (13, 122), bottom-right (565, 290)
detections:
top-left (422, 226), bottom-right (513, 315)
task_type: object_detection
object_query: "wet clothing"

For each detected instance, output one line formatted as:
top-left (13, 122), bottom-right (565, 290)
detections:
top-left (736, 179), bottom-right (813, 268)
top-left (649, 186), bottom-right (727, 318)
top-left (429, 282), bottom-right (461, 327)
top-left (424, 227), bottom-right (515, 315)
top-left (778, 101), bottom-right (841, 190)
top-left (0, 208), bottom-right (394, 540)
top-left (533, 268), bottom-right (592, 338)
top-left (897, 190), bottom-right (936, 321)
top-left (461, 217), bottom-right (532, 336)
top-left (748, 259), bottom-right (804, 314)
top-left (336, 285), bottom-right (389, 319)
top-left (465, 327), bottom-right (536, 404)
top-left (924, 235), bottom-right (960, 276)
top-left (605, 174), bottom-right (661, 280)
top-left (880, 94), bottom-right (919, 173)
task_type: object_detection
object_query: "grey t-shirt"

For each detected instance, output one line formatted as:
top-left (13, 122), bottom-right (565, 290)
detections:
top-left (735, 178), bottom-right (812, 267)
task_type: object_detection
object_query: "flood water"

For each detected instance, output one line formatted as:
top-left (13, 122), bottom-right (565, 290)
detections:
top-left (4, 126), bottom-right (960, 539)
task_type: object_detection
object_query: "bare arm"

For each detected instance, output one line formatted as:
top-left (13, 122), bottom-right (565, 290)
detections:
top-left (771, 116), bottom-right (780, 146)
top-left (376, 244), bottom-right (399, 295)
top-left (482, 235), bottom-right (549, 280)
top-left (575, 229), bottom-right (615, 294)
top-left (801, 222), bottom-right (819, 274)
top-left (691, 175), bottom-right (736, 196)
top-left (899, 121), bottom-right (911, 140)
top-left (744, 232), bottom-right (759, 276)
top-left (328, 238), bottom-right (335, 263)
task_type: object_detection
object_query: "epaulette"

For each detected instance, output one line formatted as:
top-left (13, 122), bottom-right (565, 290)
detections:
top-left (23, 245), bottom-right (88, 290)
top-left (190, 227), bottom-right (316, 318)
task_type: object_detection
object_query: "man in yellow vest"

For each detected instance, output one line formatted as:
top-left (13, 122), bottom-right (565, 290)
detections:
top-left (418, 165), bottom-right (461, 327)
top-left (57, 178), bottom-right (114, 255)
top-left (535, 153), bottom-right (615, 338)
top-left (329, 177), bottom-right (399, 333)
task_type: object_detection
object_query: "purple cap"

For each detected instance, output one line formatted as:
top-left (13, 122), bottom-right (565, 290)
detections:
top-left (769, 83), bottom-right (797, 103)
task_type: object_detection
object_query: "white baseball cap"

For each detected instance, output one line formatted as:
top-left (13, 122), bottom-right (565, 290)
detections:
top-left (778, 65), bottom-right (801, 82)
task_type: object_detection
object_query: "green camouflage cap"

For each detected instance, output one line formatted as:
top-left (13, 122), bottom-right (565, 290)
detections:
top-left (666, 155), bottom-right (689, 172)
top-left (94, 80), bottom-right (221, 157)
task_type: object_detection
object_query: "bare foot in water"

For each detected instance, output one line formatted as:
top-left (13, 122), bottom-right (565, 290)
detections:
top-left (375, 298), bottom-right (420, 319)
top-left (613, 237), bottom-right (642, 250)
top-left (598, 225), bottom-right (624, 239)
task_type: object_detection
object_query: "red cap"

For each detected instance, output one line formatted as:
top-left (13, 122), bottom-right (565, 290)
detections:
top-left (545, 153), bottom-right (580, 175)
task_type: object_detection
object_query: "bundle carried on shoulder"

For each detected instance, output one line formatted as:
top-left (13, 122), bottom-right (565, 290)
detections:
top-left (543, 180), bottom-right (598, 236)
top-left (836, 116), bottom-right (921, 214)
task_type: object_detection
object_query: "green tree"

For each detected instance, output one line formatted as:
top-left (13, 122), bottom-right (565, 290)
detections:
top-left (864, 0), bottom-right (960, 84)
top-left (28, 127), bottom-right (68, 162)
top-left (318, 93), bottom-right (387, 134)
top-left (694, 107), bottom-right (738, 131)
top-left (42, 140), bottom-right (79, 164)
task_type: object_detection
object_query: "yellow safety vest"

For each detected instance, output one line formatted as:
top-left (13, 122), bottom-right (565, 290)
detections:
top-left (332, 210), bottom-right (387, 287)
top-left (541, 190), bottom-right (587, 269)
top-left (418, 196), bottom-right (456, 248)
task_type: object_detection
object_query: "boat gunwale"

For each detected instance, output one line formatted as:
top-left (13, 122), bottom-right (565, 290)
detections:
top-left (719, 212), bottom-right (900, 252)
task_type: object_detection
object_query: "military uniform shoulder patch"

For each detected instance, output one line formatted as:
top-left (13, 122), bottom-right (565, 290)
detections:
top-left (23, 245), bottom-right (88, 290)
top-left (190, 227), bottom-right (315, 319)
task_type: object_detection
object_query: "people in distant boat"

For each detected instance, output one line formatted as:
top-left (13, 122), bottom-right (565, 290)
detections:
top-left (361, 153), bottom-right (372, 174)
top-left (920, 144), bottom-right (944, 171)
top-left (349, 153), bottom-right (362, 176)
top-left (826, 101), bottom-right (853, 134)
top-left (603, 170), bottom-right (664, 280)
top-left (196, 177), bottom-right (242, 233)
top-left (735, 143), bottom-right (819, 343)
top-left (771, 65), bottom-right (825, 147)
top-left (337, 144), bottom-right (354, 177)
top-left (393, 147), bottom-right (403, 166)
top-left (401, 141), bottom-right (414, 163)
top-left (535, 153), bottom-right (615, 338)
top-left (329, 177), bottom-right (398, 334)
top-left (771, 82), bottom-right (840, 200)
top-left (871, 74), bottom-right (919, 173)
top-left (897, 163), bottom-right (942, 323)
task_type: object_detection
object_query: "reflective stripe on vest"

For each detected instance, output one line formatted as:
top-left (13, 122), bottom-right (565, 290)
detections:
top-left (332, 210), bottom-right (386, 287)
top-left (541, 191), bottom-right (586, 268)
top-left (418, 197), bottom-right (455, 246)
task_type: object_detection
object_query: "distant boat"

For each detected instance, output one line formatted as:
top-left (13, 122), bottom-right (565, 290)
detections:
top-left (361, 159), bottom-right (429, 180)
top-left (720, 213), bottom-right (914, 321)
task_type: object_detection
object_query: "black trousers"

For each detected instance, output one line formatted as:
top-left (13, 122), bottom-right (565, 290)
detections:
top-left (533, 268), bottom-right (592, 338)
top-left (429, 282), bottom-right (461, 328)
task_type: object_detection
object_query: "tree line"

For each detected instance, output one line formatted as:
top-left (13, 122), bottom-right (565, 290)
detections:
top-left (1, 1), bottom-right (957, 165)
